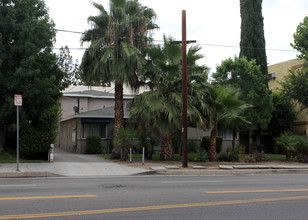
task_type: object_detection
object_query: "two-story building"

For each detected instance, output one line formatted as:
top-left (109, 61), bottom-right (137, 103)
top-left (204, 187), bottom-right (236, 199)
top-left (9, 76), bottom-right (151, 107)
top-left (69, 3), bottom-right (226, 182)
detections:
top-left (58, 85), bottom-right (239, 154)
top-left (268, 58), bottom-right (308, 136)
top-left (58, 88), bottom-right (133, 153)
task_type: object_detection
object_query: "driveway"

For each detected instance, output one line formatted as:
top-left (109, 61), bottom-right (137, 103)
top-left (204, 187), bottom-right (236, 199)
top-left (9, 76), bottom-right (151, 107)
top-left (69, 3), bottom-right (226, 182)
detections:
top-left (54, 147), bottom-right (109, 163)
top-left (0, 147), bottom-right (149, 177)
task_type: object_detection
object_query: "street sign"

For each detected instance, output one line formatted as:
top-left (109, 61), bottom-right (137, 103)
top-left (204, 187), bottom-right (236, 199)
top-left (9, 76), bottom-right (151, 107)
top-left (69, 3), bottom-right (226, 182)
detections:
top-left (14, 94), bottom-right (22, 171)
top-left (14, 94), bottom-right (22, 106)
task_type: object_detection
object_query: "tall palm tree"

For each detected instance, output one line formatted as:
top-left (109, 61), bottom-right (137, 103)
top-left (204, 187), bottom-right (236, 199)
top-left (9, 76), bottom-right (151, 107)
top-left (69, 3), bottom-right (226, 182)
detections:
top-left (80, 0), bottom-right (158, 158)
top-left (129, 37), bottom-right (209, 160)
top-left (206, 86), bottom-right (250, 161)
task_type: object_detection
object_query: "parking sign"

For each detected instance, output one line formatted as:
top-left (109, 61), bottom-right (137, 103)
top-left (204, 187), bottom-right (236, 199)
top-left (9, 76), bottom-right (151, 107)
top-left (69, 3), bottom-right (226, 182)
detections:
top-left (14, 94), bottom-right (22, 106)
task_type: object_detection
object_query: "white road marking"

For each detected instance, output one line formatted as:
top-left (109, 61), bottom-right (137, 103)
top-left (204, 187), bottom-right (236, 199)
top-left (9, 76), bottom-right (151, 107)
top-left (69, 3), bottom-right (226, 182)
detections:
top-left (0, 184), bottom-right (36, 187)
top-left (161, 181), bottom-right (224, 184)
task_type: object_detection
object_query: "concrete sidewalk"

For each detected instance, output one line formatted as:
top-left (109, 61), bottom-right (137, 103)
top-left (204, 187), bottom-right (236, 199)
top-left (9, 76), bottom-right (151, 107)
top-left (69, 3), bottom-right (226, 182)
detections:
top-left (0, 147), bottom-right (151, 178)
top-left (1, 147), bottom-right (308, 178)
top-left (0, 161), bottom-right (153, 178)
top-left (2, 161), bottom-right (308, 178)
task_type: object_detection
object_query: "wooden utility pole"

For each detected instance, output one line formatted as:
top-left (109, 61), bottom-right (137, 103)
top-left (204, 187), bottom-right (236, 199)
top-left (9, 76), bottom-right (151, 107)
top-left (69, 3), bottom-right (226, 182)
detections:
top-left (171, 11), bottom-right (196, 168)
top-left (182, 10), bottom-right (188, 168)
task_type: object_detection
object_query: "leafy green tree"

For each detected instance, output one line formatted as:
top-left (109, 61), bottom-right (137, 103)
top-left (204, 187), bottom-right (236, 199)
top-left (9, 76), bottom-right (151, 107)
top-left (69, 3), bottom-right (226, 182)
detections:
top-left (268, 92), bottom-right (297, 137)
top-left (213, 57), bottom-right (273, 151)
top-left (206, 86), bottom-right (249, 161)
top-left (291, 16), bottom-right (308, 60)
top-left (20, 103), bottom-right (61, 159)
top-left (280, 68), bottom-right (308, 109)
top-left (129, 37), bottom-right (209, 160)
top-left (113, 126), bottom-right (139, 161)
top-left (281, 16), bottom-right (308, 109)
top-left (80, 0), bottom-right (158, 159)
top-left (57, 46), bottom-right (82, 87)
top-left (239, 0), bottom-right (268, 78)
top-left (0, 0), bottom-right (65, 155)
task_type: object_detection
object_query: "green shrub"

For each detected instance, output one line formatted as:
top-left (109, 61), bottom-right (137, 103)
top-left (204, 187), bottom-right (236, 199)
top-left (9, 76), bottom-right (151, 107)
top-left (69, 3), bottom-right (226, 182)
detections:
top-left (86, 135), bottom-right (102, 154)
top-left (20, 125), bottom-right (49, 160)
top-left (218, 152), bottom-right (239, 162)
top-left (216, 136), bottom-right (223, 153)
top-left (113, 127), bottom-right (139, 160)
top-left (275, 133), bottom-right (308, 161)
top-left (235, 145), bottom-right (246, 154)
top-left (242, 152), bottom-right (269, 163)
top-left (200, 136), bottom-right (210, 150)
top-left (20, 104), bottom-right (60, 160)
top-left (199, 150), bottom-right (208, 162)
top-left (188, 141), bottom-right (199, 153)
top-left (200, 136), bottom-right (222, 153)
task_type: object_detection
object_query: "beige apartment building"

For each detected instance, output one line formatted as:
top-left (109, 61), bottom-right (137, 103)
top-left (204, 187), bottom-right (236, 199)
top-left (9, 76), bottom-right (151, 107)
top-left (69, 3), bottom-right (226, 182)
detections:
top-left (268, 59), bottom-right (308, 135)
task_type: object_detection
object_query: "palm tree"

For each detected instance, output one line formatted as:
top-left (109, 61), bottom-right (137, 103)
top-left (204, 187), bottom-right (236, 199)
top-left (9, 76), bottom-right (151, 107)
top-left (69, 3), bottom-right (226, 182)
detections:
top-left (80, 0), bottom-right (158, 158)
top-left (129, 37), bottom-right (209, 160)
top-left (206, 86), bottom-right (250, 161)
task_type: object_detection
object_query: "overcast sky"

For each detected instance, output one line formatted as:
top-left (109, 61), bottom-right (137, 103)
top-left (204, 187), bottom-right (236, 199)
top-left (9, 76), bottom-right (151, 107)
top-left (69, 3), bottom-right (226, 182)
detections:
top-left (44, 0), bottom-right (308, 73)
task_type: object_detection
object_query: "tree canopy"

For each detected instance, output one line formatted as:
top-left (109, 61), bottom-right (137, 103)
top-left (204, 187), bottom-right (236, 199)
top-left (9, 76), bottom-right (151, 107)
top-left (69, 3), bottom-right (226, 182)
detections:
top-left (129, 37), bottom-right (209, 160)
top-left (0, 0), bottom-right (65, 155)
top-left (281, 16), bottom-right (308, 109)
top-left (57, 46), bottom-right (82, 87)
top-left (291, 16), bottom-right (308, 60)
top-left (280, 68), bottom-right (308, 109)
top-left (206, 86), bottom-right (249, 161)
top-left (80, 0), bottom-right (158, 158)
top-left (213, 57), bottom-right (273, 135)
top-left (268, 92), bottom-right (297, 137)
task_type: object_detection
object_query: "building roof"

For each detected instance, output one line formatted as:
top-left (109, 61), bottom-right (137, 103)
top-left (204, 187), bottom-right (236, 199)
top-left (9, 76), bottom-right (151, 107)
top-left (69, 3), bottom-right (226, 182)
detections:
top-left (61, 106), bottom-right (129, 122)
top-left (63, 90), bottom-right (134, 99)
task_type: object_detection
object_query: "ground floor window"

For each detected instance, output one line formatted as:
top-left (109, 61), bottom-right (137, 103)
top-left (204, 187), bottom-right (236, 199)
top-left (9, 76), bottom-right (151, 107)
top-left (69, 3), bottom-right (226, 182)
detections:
top-left (218, 129), bottom-right (238, 140)
top-left (83, 123), bottom-right (107, 139)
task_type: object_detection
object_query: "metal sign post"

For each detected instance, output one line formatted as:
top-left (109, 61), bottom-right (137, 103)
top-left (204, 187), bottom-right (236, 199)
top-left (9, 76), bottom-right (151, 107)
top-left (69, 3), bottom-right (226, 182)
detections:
top-left (14, 94), bottom-right (22, 171)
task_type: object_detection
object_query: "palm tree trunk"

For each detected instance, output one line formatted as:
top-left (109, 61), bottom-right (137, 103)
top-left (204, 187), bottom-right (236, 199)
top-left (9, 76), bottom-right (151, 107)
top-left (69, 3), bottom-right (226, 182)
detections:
top-left (209, 122), bottom-right (218, 161)
top-left (111, 83), bottom-right (124, 159)
top-left (161, 132), bottom-right (173, 161)
top-left (122, 145), bottom-right (129, 161)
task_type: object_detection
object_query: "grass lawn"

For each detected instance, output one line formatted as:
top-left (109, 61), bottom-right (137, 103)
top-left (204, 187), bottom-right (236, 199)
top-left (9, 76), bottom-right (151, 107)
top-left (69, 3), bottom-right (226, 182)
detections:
top-left (0, 151), bottom-right (47, 163)
top-left (264, 154), bottom-right (287, 161)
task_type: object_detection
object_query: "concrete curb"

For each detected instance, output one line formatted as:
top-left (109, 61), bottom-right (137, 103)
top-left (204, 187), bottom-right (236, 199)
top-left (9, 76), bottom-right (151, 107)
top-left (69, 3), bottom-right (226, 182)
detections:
top-left (161, 169), bottom-right (308, 175)
top-left (134, 170), bottom-right (157, 175)
top-left (2, 164), bottom-right (308, 178)
top-left (0, 172), bottom-right (62, 178)
top-left (2, 169), bottom-right (308, 178)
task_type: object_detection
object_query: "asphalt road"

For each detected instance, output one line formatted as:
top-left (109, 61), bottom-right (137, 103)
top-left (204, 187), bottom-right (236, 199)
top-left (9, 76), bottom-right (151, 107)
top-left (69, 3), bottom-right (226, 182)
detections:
top-left (1, 174), bottom-right (308, 219)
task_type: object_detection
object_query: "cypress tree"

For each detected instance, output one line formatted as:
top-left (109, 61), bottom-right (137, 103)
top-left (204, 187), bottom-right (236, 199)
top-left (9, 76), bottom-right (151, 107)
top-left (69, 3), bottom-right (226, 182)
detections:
top-left (239, 0), bottom-right (268, 78)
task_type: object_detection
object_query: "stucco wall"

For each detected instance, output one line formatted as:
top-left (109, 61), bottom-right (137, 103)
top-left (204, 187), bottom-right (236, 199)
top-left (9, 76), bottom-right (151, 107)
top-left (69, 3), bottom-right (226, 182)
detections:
top-left (60, 96), bottom-right (78, 119)
top-left (59, 118), bottom-right (114, 154)
top-left (59, 119), bottom-right (77, 152)
top-left (187, 127), bottom-right (238, 153)
top-left (268, 59), bottom-right (307, 135)
top-left (60, 96), bottom-right (132, 120)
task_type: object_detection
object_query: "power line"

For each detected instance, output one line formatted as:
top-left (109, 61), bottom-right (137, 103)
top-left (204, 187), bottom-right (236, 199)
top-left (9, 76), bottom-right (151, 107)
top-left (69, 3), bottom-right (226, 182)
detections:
top-left (51, 27), bottom-right (299, 53)
top-left (198, 43), bottom-right (296, 52)
top-left (0, 22), bottom-right (297, 53)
